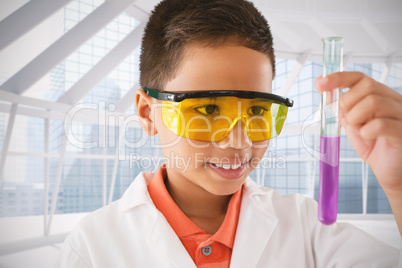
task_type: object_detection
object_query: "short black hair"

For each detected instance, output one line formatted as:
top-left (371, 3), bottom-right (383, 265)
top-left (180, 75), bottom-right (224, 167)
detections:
top-left (140, 0), bottom-right (275, 91)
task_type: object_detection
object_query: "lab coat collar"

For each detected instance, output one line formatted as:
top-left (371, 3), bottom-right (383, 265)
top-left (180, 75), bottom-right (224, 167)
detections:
top-left (119, 172), bottom-right (197, 267)
top-left (119, 173), bottom-right (279, 267)
top-left (230, 178), bottom-right (279, 268)
top-left (118, 172), bottom-right (153, 212)
top-left (148, 211), bottom-right (197, 267)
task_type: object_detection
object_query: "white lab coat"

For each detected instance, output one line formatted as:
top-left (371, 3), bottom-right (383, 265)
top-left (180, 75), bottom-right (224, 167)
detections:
top-left (56, 172), bottom-right (401, 268)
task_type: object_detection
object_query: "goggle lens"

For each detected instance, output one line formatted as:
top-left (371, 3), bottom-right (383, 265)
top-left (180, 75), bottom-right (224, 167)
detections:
top-left (160, 96), bottom-right (289, 142)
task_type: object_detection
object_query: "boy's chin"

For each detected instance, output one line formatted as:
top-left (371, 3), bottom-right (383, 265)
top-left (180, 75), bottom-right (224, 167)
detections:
top-left (202, 178), bottom-right (246, 196)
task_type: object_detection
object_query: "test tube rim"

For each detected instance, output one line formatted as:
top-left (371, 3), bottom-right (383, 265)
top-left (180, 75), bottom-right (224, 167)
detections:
top-left (321, 36), bottom-right (344, 43)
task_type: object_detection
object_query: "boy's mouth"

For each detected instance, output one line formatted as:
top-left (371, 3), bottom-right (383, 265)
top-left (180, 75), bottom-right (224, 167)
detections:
top-left (209, 163), bottom-right (243, 170)
top-left (206, 161), bottom-right (249, 180)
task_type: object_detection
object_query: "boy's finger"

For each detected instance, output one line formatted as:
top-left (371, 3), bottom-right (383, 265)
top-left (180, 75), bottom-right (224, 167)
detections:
top-left (316, 72), bottom-right (401, 99)
top-left (341, 85), bottom-right (402, 114)
top-left (345, 95), bottom-right (402, 125)
top-left (316, 72), bottom-right (402, 114)
top-left (315, 72), bottom-right (363, 92)
top-left (360, 118), bottom-right (402, 145)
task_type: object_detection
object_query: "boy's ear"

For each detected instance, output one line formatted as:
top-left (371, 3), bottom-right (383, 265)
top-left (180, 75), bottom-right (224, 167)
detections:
top-left (135, 89), bottom-right (158, 136)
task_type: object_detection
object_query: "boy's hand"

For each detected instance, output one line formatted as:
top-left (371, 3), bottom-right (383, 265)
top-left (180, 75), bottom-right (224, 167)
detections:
top-left (315, 72), bottom-right (402, 191)
top-left (315, 72), bottom-right (402, 236)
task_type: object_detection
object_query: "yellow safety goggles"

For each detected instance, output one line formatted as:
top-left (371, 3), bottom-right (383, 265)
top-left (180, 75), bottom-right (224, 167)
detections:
top-left (143, 88), bottom-right (294, 142)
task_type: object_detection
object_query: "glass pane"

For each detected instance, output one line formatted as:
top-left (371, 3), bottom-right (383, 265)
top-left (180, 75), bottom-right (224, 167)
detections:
top-left (1, 157), bottom-right (45, 217)
top-left (367, 167), bottom-right (392, 214)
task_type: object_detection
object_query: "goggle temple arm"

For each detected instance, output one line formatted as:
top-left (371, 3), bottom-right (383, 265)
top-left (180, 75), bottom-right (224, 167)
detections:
top-left (142, 87), bottom-right (294, 108)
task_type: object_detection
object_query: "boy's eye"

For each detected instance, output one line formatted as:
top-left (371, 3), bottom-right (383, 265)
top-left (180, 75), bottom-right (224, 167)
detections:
top-left (195, 104), bottom-right (219, 115)
top-left (248, 106), bottom-right (268, 116)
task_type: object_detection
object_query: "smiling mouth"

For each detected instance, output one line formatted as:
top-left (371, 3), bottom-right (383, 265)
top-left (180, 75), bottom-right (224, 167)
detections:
top-left (206, 161), bottom-right (249, 180)
top-left (210, 163), bottom-right (244, 170)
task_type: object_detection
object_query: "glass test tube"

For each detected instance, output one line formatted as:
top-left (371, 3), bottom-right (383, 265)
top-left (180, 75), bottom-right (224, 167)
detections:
top-left (318, 37), bottom-right (343, 225)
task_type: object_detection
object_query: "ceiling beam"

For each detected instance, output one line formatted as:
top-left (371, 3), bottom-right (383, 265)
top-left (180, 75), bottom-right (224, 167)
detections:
top-left (0, 103), bottom-right (64, 121)
top-left (0, 0), bottom-right (73, 52)
top-left (45, 121), bottom-right (70, 236)
top-left (268, 19), bottom-right (303, 51)
top-left (0, 103), bottom-right (18, 185)
top-left (0, 104), bottom-right (18, 185)
top-left (124, 3), bottom-right (150, 21)
top-left (0, 0), bottom-right (138, 95)
top-left (360, 18), bottom-right (389, 53)
top-left (308, 17), bottom-right (337, 38)
top-left (0, 90), bottom-right (71, 112)
top-left (380, 54), bottom-right (396, 84)
top-left (343, 52), bottom-right (354, 70)
top-left (57, 23), bottom-right (145, 105)
top-left (278, 50), bottom-right (312, 97)
top-left (0, 102), bottom-right (138, 127)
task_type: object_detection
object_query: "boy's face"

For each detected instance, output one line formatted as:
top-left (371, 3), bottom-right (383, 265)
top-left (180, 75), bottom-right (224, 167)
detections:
top-left (147, 44), bottom-right (273, 196)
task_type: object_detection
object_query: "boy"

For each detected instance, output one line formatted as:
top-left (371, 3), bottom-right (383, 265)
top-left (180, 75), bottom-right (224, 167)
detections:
top-left (57, 0), bottom-right (402, 267)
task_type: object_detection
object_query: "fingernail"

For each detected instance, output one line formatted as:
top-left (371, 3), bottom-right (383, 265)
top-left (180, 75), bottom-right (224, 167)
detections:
top-left (317, 77), bottom-right (328, 86)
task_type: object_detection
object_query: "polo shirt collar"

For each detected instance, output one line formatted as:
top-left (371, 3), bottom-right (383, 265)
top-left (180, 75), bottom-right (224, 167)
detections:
top-left (147, 165), bottom-right (243, 249)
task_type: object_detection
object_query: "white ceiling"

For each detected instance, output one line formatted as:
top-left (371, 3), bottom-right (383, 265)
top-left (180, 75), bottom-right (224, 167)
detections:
top-left (0, 0), bottom-right (401, 108)
top-left (133, 0), bottom-right (402, 63)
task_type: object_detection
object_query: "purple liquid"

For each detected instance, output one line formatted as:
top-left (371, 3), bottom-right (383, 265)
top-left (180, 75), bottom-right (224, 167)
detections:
top-left (318, 136), bottom-right (340, 225)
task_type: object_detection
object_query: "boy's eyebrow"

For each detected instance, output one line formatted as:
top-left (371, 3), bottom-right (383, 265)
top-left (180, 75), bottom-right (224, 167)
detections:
top-left (142, 88), bottom-right (294, 107)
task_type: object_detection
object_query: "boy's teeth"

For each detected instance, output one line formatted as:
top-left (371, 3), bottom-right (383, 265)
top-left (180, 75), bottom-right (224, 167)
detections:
top-left (222, 165), bottom-right (231, 170)
top-left (214, 163), bottom-right (242, 170)
top-left (232, 164), bottom-right (242, 169)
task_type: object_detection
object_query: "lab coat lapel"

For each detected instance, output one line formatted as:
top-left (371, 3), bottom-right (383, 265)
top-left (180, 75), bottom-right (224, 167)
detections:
top-left (148, 212), bottom-right (196, 268)
top-left (230, 179), bottom-right (278, 268)
top-left (120, 173), bottom-right (195, 267)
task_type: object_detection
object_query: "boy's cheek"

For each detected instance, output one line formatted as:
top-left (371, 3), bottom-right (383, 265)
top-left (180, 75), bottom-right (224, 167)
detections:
top-left (250, 157), bottom-right (262, 169)
top-left (252, 140), bottom-right (270, 150)
top-left (160, 140), bottom-right (204, 173)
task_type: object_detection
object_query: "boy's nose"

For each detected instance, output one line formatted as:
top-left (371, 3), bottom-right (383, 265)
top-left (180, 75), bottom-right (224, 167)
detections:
top-left (216, 119), bottom-right (252, 149)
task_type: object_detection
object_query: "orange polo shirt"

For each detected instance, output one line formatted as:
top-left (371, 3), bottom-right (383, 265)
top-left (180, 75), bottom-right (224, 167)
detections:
top-left (147, 166), bottom-right (243, 267)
